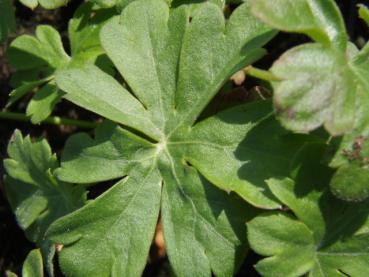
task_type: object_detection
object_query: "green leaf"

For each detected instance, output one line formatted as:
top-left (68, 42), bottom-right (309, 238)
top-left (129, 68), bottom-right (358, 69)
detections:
top-left (271, 43), bottom-right (357, 135)
top-left (328, 45), bottom-right (369, 202)
top-left (26, 81), bottom-right (64, 124)
top-left (6, 4), bottom-right (116, 123)
top-left (19, 0), bottom-right (38, 9)
top-left (0, 0), bottom-right (16, 43)
top-left (48, 1), bottom-right (297, 276)
top-left (22, 249), bottom-right (43, 277)
top-left (3, 131), bottom-right (86, 275)
top-left (6, 77), bottom-right (53, 108)
top-left (359, 4), bottom-right (369, 27)
top-left (180, 101), bottom-right (317, 208)
top-left (330, 164), bottom-right (369, 201)
top-left (248, 144), bottom-right (369, 277)
top-left (48, 168), bottom-right (162, 277)
top-left (250, 0), bottom-right (368, 136)
top-left (250, 0), bottom-right (347, 50)
top-left (56, 121), bottom-right (157, 183)
top-left (19, 0), bottom-right (69, 10)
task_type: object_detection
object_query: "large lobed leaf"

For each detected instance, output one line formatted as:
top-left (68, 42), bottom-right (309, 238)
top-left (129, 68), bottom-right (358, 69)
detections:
top-left (3, 131), bottom-right (86, 275)
top-left (250, 0), bottom-right (369, 136)
top-left (248, 143), bottom-right (369, 276)
top-left (6, 3), bottom-right (116, 123)
top-left (43, 1), bottom-right (319, 276)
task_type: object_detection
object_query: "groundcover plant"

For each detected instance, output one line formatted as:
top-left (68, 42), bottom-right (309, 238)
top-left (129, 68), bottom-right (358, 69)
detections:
top-left (1, 0), bottom-right (369, 276)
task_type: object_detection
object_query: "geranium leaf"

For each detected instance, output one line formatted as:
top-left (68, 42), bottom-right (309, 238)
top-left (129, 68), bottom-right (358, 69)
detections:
top-left (3, 131), bottom-right (87, 275)
top-left (250, 0), bottom-right (369, 136)
top-left (6, 4), bottom-right (116, 123)
top-left (271, 43), bottom-right (357, 135)
top-left (248, 143), bottom-right (369, 276)
top-left (48, 1), bottom-right (297, 275)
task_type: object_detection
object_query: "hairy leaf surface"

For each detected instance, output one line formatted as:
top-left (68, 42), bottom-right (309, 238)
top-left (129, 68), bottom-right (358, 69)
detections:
top-left (6, 4), bottom-right (116, 123)
top-left (250, 0), bottom-right (369, 136)
top-left (45, 1), bottom-right (313, 276)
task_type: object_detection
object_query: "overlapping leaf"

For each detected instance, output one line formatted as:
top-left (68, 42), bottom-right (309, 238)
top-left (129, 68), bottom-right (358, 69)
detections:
top-left (248, 143), bottom-right (369, 277)
top-left (327, 5), bottom-right (369, 202)
top-left (250, 0), bottom-right (369, 136)
top-left (3, 131), bottom-right (86, 275)
top-left (44, 1), bottom-right (317, 276)
top-left (6, 3), bottom-right (116, 123)
top-left (6, 249), bottom-right (44, 277)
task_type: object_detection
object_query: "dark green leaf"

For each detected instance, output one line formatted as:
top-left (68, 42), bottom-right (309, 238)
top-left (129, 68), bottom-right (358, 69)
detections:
top-left (0, 0), bottom-right (16, 43)
top-left (3, 131), bottom-right (87, 275)
top-left (22, 249), bottom-right (43, 277)
top-left (248, 143), bottom-right (369, 276)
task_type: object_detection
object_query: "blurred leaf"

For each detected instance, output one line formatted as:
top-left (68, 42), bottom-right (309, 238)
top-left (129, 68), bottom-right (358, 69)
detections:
top-left (22, 249), bottom-right (43, 277)
top-left (0, 0), bottom-right (16, 43)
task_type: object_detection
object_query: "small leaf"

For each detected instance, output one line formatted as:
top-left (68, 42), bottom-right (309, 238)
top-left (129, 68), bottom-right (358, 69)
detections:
top-left (330, 164), bottom-right (369, 201)
top-left (22, 249), bottom-right (43, 277)
top-left (3, 131), bottom-right (87, 275)
top-left (6, 77), bottom-right (52, 108)
top-left (7, 5), bottom-right (116, 122)
top-left (271, 43), bottom-right (357, 135)
top-left (328, 45), bottom-right (369, 202)
top-left (248, 213), bottom-right (315, 277)
top-left (27, 81), bottom-right (64, 124)
top-left (250, 0), bottom-right (368, 136)
top-left (250, 0), bottom-right (347, 50)
top-left (359, 4), bottom-right (369, 27)
top-left (248, 143), bottom-right (369, 276)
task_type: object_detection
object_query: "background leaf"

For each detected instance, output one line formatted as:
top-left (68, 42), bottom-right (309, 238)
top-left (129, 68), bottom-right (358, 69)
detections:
top-left (0, 0), bottom-right (16, 43)
top-left (3, 131), bottom-right (87, 275)
top-left (248, 143), bottom-right (369, 276)
top-left (6, 4), bottom-right (116, 123)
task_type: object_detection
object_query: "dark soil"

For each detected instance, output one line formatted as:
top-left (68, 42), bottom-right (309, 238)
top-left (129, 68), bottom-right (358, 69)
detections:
top-left (1, 0), bottom-right (369, 276)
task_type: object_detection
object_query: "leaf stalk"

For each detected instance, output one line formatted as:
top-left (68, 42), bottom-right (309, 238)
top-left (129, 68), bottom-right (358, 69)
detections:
top-left (0, 111), bottom-right (97, 129)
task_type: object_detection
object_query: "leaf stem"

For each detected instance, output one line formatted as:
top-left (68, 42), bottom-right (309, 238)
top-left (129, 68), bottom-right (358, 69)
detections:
top-left (0, 111), bottom-right (98, 129)
top-left (244, 66), bottom-right (280, 82)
